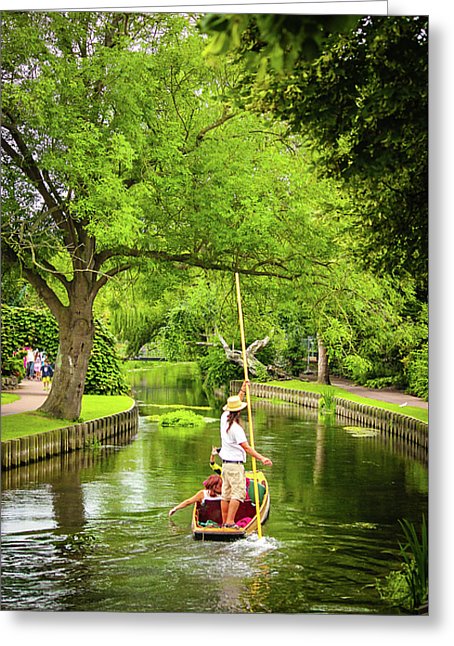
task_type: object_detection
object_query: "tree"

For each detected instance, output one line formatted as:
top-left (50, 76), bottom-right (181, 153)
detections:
top-left (1, 12), bottom-right (319, 419)
top-left (201, 15), bottom-right (428, 297)
top-left (218, 332), bottom-right (270, 377)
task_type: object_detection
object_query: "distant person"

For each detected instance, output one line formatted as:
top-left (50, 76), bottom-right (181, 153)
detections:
top-left (41, 359), bottom-right (54, 392)
top-left (34, 350), bottom-right (42, 381)
top-left (25, 346), bottom-right (35, 380)
top-left (219, 380), bottom-right (272, 529)
top-left (168, 474), bottom-right (223, 517)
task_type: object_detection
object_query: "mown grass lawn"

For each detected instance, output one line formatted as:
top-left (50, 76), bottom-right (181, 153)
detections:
top-left (1, 395), bottom-right (135, 441)
top-left (265, 379), bottom-right (428, 423)
top-left (1, 393), bottom-right (20, 405)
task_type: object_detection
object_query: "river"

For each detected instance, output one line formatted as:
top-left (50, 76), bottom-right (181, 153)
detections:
top-left (1, 362), bottom-right (428, 613)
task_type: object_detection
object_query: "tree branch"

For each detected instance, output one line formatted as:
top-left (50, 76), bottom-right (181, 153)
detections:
top-left (2, 244), bottom-right (65, 319)
top-left (2, 116), bottom-right (77, 249)
top-left (94, 245), bottom-right (299, 280)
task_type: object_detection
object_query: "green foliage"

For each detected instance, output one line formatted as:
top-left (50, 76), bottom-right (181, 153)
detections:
top-left (200, 14), bottom-right (359, 72)
top-left (1, 305), bottom-right (127, 395)
top-left (199, 347), bottom-right (243, 392)
top-left (398, 516), bottom-right (428, 611)
top-left (318, 385), bottom-right (336, 413)
top-left (1, 355), bottom-right (25, 379)
top-left (1, 304), bottom-right (59, 360)
top-left (158, 409), bottom-right (206, 429)
top-left (376, 566), bottom-right (415, 610)
top-left (84, 324), bottom-right (129, 395)
top-left (158, 305), bottom-right (202, 362)
top-left (403, 343), bottom-right (428, 400)
top-left (203, 15), bottom-right (428, 296)
top-left (376, 516), bottom-right (428, 613)
top-left (343, 355), bottom-right (374, 383)
top-left (2, 12), bottom-right (428, 416)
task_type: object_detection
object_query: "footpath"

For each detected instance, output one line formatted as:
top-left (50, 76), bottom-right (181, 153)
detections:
top-left (330, 376), bottom-right (428, 410)
top-left (1, 379), bottom-right (50, 416)
top-left (1, 375), bottom-right (428, 417)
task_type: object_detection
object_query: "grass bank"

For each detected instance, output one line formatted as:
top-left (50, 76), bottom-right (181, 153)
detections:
top-left (266, 380), bottom-right (428, 423)
top-left (1, 393), bottom-right (20, 405)
top-left (1, 395), bottom-right (135, 441)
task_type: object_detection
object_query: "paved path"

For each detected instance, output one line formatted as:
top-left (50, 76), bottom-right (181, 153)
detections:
top-left (2, 375), bottom-right (428, 418)
top-left (330, 376), bottom-right (428, 410)
top-left (1, 379), bottom-right (50, 416)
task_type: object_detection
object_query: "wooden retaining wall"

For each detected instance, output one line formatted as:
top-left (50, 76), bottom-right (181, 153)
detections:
top-left (1, 403), bottom-right (139, 471)
top-left (230, 381), bottom-right (428, 452)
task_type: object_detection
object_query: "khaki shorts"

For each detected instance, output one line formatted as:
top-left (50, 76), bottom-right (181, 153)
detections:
top-left (221, 463), bottom-right (246, 502)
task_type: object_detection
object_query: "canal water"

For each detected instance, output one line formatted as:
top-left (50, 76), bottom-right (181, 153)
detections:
top-left (1, 362), bottom-right (428, 613)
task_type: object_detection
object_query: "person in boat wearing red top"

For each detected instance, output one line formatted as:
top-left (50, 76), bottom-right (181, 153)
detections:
top-left (219, 380), bottom-right (272, 529)
top-left (168, 474), bottom-right (223, 517)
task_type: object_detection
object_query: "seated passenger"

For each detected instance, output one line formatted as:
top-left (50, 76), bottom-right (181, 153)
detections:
top-left (168, 474), bottom-right (222, 517)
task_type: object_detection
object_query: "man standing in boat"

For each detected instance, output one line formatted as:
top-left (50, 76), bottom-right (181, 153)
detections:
top-left (220, 381), bottom-right (272, 529)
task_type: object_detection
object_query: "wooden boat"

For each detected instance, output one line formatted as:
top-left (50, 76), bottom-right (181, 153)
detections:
top-left (192, 470), bottom-right (270, 541)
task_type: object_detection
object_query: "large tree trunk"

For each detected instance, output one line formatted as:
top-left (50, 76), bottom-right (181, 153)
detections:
top-left (39, 297), bottom-right (95, 421)
top-left (317, 335), bottom-right (331, 385)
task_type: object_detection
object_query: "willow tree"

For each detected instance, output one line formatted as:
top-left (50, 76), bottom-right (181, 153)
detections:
top-left (2, 12), bottom-right (316, 419)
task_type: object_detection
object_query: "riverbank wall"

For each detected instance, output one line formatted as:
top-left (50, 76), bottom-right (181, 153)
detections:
top-left (230, 381), bottom-right (428, 452)
top-left (1, 403), bottom-right (139, 471)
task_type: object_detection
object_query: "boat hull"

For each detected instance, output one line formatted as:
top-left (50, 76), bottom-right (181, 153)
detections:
top-left (192, 470), bottom-right (270, 541)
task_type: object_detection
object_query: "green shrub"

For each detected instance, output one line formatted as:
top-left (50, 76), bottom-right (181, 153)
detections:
top-left (199, 347), bottom-right (243, 391)
top-left (1, 355), bottom-right (25, 380)
top-left (1, 304), bottom-right (59, 360)
top-left (84, 324), bottom-right (128, 395)
top-left (403, 343), bottom-right (428, 400)
top-left (1, 305), bottom-right (127, 395)
top-left (342, 354), bottom-right (373, 382)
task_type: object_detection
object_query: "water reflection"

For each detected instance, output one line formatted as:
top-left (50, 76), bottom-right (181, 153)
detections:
top-left (1, 362), bottom-right (428, 613)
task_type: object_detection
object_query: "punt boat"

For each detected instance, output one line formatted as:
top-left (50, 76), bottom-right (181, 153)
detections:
top-left (192, 470), bottom-right (270, 541)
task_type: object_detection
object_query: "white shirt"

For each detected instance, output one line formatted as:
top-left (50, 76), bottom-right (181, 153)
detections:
top-left (219, 411), bottom-right (247, 462)
top-left (202, 490), bottom-right (222, 501)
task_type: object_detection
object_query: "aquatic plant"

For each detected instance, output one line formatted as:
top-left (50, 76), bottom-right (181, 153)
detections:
top-left (158, 409), bottom-right (206, 429)
top-left (376, 515), bottom-right (428, 613)
top-left (318, 385), bottom-right (336, 414)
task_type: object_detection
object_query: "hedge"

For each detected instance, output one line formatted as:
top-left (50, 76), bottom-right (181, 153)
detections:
top-left (1, 305), bottom-right (127, 395)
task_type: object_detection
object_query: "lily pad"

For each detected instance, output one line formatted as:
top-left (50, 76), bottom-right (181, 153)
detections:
top-left (344, 426), bottom-right (379, 438)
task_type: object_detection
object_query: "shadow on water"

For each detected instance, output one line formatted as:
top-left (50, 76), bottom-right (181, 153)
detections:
top-left (1, 362), bottom-right (427, 613)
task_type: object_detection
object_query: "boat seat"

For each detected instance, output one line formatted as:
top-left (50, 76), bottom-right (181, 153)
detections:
top-left (247, 480), bottom-right (266, 505)
top-left (197, 498), bottom-right (258, 525)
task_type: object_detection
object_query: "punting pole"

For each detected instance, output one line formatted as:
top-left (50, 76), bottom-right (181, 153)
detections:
top-left (235, 272), bottom-right (263, 539)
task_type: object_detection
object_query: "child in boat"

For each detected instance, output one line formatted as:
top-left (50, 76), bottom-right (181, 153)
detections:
top-left (168, 474), bottom-right (222, 517)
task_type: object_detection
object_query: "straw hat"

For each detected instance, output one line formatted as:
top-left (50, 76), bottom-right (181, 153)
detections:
top-left (223, 395), bottom-right (247, 412)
